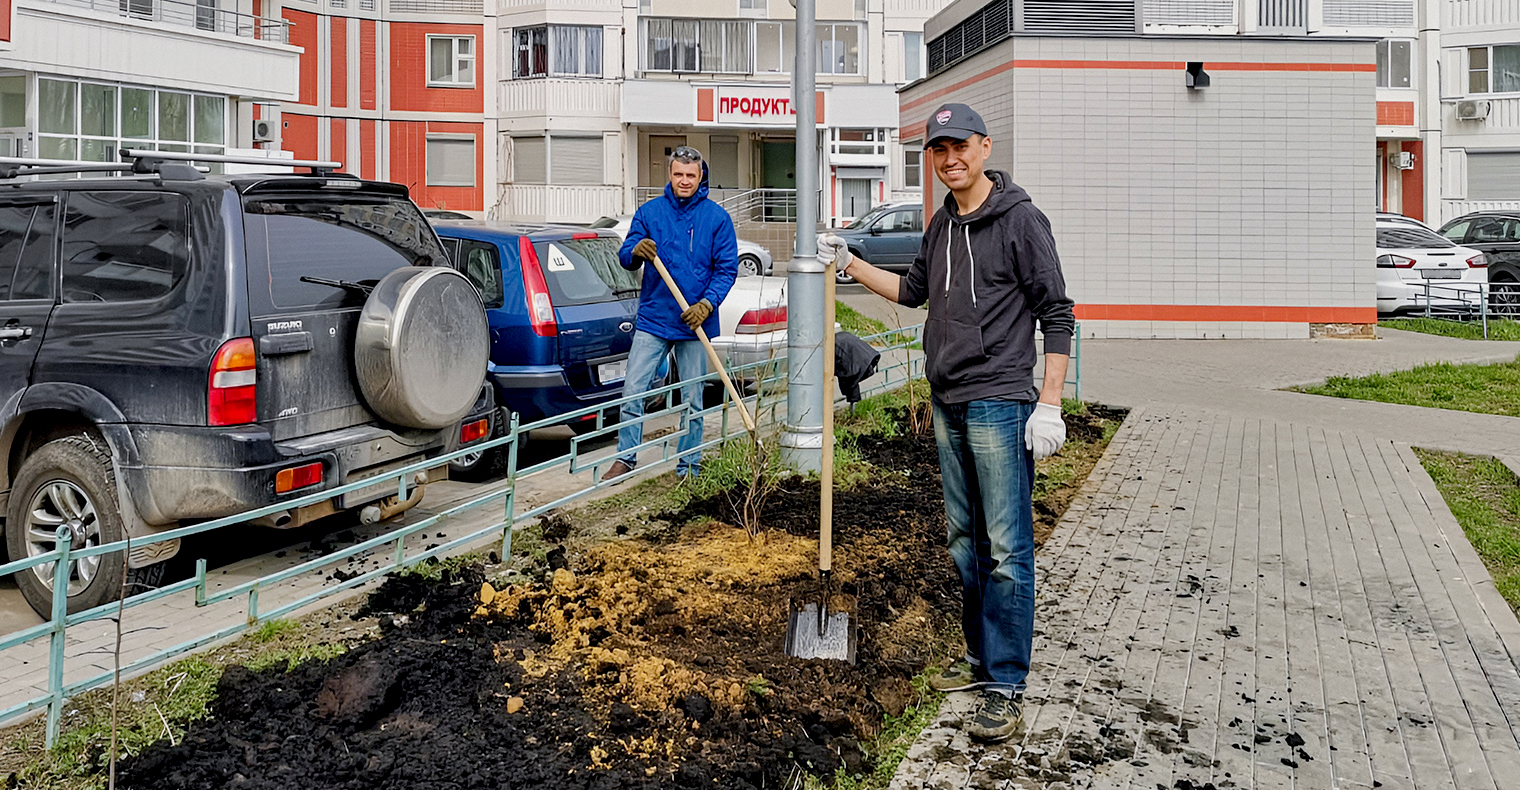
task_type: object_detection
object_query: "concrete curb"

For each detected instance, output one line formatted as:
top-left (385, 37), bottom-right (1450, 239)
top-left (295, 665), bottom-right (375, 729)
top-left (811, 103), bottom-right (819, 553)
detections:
top-left (1396, 443), bottom-right (1520, 669)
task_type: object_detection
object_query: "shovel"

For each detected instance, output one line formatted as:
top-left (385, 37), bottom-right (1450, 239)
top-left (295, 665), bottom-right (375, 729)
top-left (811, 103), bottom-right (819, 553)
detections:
top-left (646, 255), bottom-right (759, 442)
top-left (784, 258), bottom-right (857, 663)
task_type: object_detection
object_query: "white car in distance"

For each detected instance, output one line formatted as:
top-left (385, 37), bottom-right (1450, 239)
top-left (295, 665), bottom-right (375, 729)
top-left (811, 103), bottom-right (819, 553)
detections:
top-left (1376, 217), bottom-right (1488, 317)
top-left (589, 215), bottom-right (774, 277)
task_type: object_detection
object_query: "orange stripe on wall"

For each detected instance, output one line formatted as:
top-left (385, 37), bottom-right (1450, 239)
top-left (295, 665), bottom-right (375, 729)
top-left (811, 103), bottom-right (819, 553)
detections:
top-left (1074, 305), bottom-right (1377, 324)
top-left (283, 9), bottom-right (318, 107)
top-left (1401, 140), bottom-right (1424, 222)
top-left (0, 0), bottom-right (13, 42)
top-left (901, 59), bottom-right (1374, 115)
top-left (359, 120), bottom-right (375, 180)
top-left (696, 88), bottom-right (714, 123)
top-left (330, 16), bottom-right (348, 110)
top-left (281, 112), bottom-right (318, 161)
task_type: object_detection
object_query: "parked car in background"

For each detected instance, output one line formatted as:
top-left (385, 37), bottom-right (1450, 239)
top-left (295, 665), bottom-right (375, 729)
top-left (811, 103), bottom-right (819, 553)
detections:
top-left (830, 201), bottom-right (924, 284)
top-left (422, 209), bottom-right (472, 220)
top-left (589, 215), bottom-right (773, 277)
top-left (1437, 212), bottom-right (1520, 317)
top-left (1377, 212), bottom-right (1434, 233)
top-left (432, 222), bottom-right (638, 474)
top-left (1376, 216), bottom-right (1488, 317)
top-left (0, 156), bottom-right (495, 618)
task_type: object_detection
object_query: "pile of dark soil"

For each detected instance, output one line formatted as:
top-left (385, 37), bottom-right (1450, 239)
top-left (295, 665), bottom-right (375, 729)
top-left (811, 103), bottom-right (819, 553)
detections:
top-left (118, 410), bottom-right (1121, 790)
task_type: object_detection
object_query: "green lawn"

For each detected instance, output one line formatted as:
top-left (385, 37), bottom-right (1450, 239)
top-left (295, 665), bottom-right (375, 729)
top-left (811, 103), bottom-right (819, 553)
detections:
top-left (1296, 357), bottom-right (1520, 417)
top-left (1415, 450), bottom-right (1520, 613)
top-left (1381, 317), bottom-right (1520, 342)
top-left (835, 301), bottom-right (887, 338)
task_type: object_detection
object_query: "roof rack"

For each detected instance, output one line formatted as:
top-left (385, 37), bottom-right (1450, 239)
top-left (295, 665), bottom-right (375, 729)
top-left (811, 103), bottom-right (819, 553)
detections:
top-left (121, 148), bottom-right (342, 176)
top-left (0, 150), bottom-right (344, 181)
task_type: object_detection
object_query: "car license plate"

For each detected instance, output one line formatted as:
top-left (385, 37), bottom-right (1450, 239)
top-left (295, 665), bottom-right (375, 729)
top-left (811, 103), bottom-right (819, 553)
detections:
top-left (598, 360), bottom-right (627, 385)
top-left (1421, 269), bottom-right (1463, 279)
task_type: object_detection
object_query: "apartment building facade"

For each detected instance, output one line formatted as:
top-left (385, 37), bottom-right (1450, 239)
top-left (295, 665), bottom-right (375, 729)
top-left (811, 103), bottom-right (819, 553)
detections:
top-left (1438, 0), bottom-right (1520, 222)
top-left (904, 0), bottom-right (1420, 340)
top-left (0, 0), bottom-right (297, 164)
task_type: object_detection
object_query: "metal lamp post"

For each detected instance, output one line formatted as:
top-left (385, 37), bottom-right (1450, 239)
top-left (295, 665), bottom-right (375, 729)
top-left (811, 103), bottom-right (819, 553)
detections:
top-left (781, 0), bottom-right (823, 472)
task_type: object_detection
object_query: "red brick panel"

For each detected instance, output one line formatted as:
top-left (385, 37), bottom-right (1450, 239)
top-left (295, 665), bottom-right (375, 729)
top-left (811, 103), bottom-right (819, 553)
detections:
top-left (330, 118), bottom-right (348, 172)
top-left (283, 9), bottom-right (318, 107)
top-left (359, 120), bottom-right (376, 180)
top-left (1377, 101), bottom-right (1415, 127)
top-left (331, 16), bottom-right (348, 110)
top-left (360, 20), bottom-right (378, 110)
top-left (389, 120), bottom-right (482, 211)
top-left (389, 23), bottom-right (484, 114)
top-left (281, 112), bottom-right (319, 161)
top-left (0, 0), bottom-right (13, 42)
top-left (1401, 140), bottom-right (1424, 222)
top-left (697, 89), bottom-right (714, 123)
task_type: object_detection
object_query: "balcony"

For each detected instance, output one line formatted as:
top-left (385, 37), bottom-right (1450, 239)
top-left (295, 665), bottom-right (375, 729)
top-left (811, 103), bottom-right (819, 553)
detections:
top-left (498, 78), bottom-right (619, 126)
top-left (36, 0), bottom-right (289, 41)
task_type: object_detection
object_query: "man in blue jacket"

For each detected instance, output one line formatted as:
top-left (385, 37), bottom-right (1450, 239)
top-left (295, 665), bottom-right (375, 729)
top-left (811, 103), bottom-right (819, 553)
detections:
top-left (602, 146), bottom-right (738, 482)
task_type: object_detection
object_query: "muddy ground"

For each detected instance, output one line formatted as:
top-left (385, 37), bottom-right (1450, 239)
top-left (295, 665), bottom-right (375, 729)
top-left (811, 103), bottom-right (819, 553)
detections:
top-left (115, 407), bottom-right (1123, 790)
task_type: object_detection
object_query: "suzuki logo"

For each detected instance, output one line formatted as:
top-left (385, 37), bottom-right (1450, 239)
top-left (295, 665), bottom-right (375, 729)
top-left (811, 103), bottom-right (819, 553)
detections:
top-left (619, 321), bottom-right (634, 333)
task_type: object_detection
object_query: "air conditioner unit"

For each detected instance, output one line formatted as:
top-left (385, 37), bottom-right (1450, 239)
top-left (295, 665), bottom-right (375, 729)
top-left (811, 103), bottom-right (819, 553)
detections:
top-left (251, 119), bottom-right (275, 143)
top-left (1391, 151), bottom-right (1415, 170)
top-left (1456, 100), bottom-right (1492, 121)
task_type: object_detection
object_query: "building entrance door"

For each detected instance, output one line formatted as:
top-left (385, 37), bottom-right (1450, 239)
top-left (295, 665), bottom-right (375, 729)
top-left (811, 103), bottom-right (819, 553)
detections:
top-left (649, 135), bottom-right (687, 186)
top-left (760, 140), bottom-right (795, 189)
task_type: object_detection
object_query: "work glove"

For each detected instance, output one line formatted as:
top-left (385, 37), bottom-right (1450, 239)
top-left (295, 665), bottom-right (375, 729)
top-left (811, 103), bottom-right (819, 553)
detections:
top-left (633, 238), bottom-right (658, 262)
top-left (1025, 402), bottom-right (1067, 461)
top-left (817, 233), bottom-right (851, 272)
top-left (681, 298), bottom-right (714, 330)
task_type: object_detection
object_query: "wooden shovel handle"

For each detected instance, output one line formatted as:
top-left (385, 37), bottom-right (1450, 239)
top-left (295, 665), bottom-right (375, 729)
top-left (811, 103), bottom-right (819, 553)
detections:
top-left (821, 260), bottom-right (837, 573)
top-left (647, 255), bottom-right (758, 436)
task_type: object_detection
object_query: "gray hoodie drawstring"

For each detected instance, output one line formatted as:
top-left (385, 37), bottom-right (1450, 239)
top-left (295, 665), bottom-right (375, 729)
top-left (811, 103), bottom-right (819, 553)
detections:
top-left (945, 225), bottom-right (978, 308)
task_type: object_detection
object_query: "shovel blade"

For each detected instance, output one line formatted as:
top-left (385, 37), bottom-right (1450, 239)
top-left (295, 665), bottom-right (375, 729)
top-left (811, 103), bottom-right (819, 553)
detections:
top-left (784, 603), bottom-right (857, 663)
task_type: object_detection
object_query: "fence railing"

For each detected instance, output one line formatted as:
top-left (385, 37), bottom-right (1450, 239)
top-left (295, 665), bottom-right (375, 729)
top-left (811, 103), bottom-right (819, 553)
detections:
top-left (42, 0), bottom-right (291, 41)
top-left (1, 321), bottom-right (1084, 748)
top-left (1410, 281), bottom-right (1492, 338)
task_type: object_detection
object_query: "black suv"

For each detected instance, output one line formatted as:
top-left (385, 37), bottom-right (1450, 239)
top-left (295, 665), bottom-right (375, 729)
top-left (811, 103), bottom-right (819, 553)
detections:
top-left (1436, 212), bottom-right (1520, 316)
top-left (0, 153), bottom-right (493, 616)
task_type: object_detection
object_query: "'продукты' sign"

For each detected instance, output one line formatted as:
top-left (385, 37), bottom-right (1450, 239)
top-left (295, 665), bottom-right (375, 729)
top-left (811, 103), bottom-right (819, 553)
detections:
top-left (708, 86), bottom-right (825, 126)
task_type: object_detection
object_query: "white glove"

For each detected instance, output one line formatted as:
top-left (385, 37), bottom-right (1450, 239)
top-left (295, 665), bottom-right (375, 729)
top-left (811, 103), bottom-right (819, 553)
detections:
top-left (817, 233), bottom-right (851, 272)
top-left (1025, 402), bottom-right (1066, 460)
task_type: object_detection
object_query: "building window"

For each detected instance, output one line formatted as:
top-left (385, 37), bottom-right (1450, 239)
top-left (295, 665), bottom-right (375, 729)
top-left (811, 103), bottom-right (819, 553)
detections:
top-left (1376, 39), bottom-right (1412, 88)
top-left (428, 36), bottom-right (476, 88)
top-left (903, 148), bottom-right (921, 188)
top-left (818, 23), bottom-right (862, 75)
top-left (756, 21), bottom-right (795, 74)
top-left (513, 135), bottom-right (547, 184)
top-left (831, 128), bottom-right (887, 157)
top-left (903, 32), bottom-right (924, 82)
top-left (36, 78), bottom-right (225, 164)
top-left (1469, 45), bottom-right (1520, 94)
top-left (553, 26), bottom-right (603, 76)
top-left (427, 136), bottom-right (475, 187)
top-left (644, 18), bottom-right (706, 72)
top-left (699, 20), bottom-right (752, 73)
top-left (739, 0), bottom-right (764, 8)
top-left (515, 27), bottom-right (548, 78)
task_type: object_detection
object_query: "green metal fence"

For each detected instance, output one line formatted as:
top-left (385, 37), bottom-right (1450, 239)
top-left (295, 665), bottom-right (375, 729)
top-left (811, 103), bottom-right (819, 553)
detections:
top-left (0, 321), bottom-right (1079, 747)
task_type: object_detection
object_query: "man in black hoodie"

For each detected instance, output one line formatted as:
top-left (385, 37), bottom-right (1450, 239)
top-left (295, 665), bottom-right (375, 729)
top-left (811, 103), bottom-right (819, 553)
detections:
top-left (819, 103), bottom-right (1075, 743)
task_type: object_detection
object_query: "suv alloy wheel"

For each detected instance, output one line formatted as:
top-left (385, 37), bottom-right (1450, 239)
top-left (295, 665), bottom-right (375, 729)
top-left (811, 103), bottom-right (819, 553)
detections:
top-left (6, 434), bottom-right (164, 616)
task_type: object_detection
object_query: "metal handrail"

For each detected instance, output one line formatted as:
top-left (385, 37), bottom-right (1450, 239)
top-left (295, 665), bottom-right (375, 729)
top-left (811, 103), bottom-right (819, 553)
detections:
top-left (1415, 281), bottom-right (1491, 339)
top-left (0, 320), bottom-right (1082, 748)
top-left (38, 0), bottom-right (291, 43)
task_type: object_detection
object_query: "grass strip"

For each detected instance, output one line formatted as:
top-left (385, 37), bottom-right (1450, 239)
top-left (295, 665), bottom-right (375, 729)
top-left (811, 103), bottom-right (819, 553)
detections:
top-left (836, 301), bottom-right (888, 339)
top-left (1414, 450), bottom-right (1520, 613)
top-left (1381, 317), bottom-right (1520, 342)
top-left (1295, 357), bottom-right (1520, 417)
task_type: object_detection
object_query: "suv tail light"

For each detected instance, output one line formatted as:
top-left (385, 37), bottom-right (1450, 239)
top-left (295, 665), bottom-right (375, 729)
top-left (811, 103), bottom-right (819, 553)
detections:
top-left (209, 338), bottom-right (257, 426)
top-left (460, 418), bottom-right (489, 444)
top-left (1377, 254), bottom-right (1415, 269)
top-left (519, 237), bottom-right (557, 337)
top-left (1468, 253), bottom-right (1488, 268)
top-left (275, 461), bottom-right (323, 494)
top-left (736, 306), bottom-right (787, 334)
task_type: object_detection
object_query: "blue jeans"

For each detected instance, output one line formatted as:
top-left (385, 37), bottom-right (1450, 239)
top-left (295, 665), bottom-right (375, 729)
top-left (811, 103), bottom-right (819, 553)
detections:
top-left (933, 398), bottom-right (1037, 695)
top-left (616, 330), bottom-right (706, 475)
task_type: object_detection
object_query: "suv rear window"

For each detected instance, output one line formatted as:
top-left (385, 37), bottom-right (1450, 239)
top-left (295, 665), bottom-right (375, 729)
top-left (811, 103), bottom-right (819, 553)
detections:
top-left (533, 237), bottom-right (640, 307)
top-left (1376, 225), bottom-right (1455, 249)
top-left (243, 195), bottom-right (446, 315)
top-left (62, 191), bottom-right (189, 303)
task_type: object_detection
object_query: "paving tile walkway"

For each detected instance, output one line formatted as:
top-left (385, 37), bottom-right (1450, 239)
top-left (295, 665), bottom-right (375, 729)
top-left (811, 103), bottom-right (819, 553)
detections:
top-left (891, 406), bottom-right (1520, 790)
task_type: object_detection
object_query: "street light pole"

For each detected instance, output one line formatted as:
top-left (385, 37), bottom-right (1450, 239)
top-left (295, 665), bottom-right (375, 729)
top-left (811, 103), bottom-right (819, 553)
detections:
top-left (782, 0), bottom-right (822, 472)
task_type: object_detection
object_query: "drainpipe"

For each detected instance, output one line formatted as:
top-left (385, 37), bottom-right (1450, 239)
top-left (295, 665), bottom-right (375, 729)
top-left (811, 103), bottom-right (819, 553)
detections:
top-left (782, 0), bottom-right (823, 473)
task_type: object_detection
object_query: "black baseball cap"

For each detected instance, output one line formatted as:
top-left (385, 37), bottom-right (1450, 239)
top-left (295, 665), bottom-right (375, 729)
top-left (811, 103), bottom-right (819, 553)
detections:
top-left (924, 103), bottom-right (987, 147)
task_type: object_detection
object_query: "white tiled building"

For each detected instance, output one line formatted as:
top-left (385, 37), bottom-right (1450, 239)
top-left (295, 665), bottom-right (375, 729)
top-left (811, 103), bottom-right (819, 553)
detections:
top-left (1437, 0), bottom-right (1520, 221)
top-left (495, 0), bottom-right (954, 228)
top-left (0, 0), bottom-right (298, 163)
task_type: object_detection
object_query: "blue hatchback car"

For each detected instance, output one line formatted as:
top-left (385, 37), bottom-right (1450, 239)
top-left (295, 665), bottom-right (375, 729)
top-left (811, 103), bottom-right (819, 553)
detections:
top-left (433, 222), bottom-right (640, 471)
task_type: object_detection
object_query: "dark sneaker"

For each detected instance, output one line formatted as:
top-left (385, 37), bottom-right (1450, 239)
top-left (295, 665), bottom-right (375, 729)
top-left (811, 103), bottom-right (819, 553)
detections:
top-left (927, 660), bottom-right (985, 692)
top-left (600, 459), bottom-right (635, 482)
top-left (964, 690), bottom-right (1023, 744)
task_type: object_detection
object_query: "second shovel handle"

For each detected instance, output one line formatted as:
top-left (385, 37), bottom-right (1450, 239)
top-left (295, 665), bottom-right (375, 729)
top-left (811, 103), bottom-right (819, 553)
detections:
top-left (647, 255), bottom-right (758, 435)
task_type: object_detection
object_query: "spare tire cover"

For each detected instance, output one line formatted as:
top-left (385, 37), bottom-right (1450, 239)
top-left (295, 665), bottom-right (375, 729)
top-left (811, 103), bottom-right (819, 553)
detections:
top-left (355, 266), bottom-right (489, 430)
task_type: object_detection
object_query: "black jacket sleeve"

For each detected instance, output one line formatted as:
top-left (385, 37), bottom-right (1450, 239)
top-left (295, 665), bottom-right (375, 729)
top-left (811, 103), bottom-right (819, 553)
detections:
top-left (1008, 202), bottom-right (1075, 355)
top-left (898, 223), bottom-right (932, 308)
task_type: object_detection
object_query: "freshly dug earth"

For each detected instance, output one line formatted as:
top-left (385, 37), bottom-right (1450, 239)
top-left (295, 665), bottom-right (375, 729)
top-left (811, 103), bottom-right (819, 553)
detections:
top-left (118, 409), bottom-right (1121, 790)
